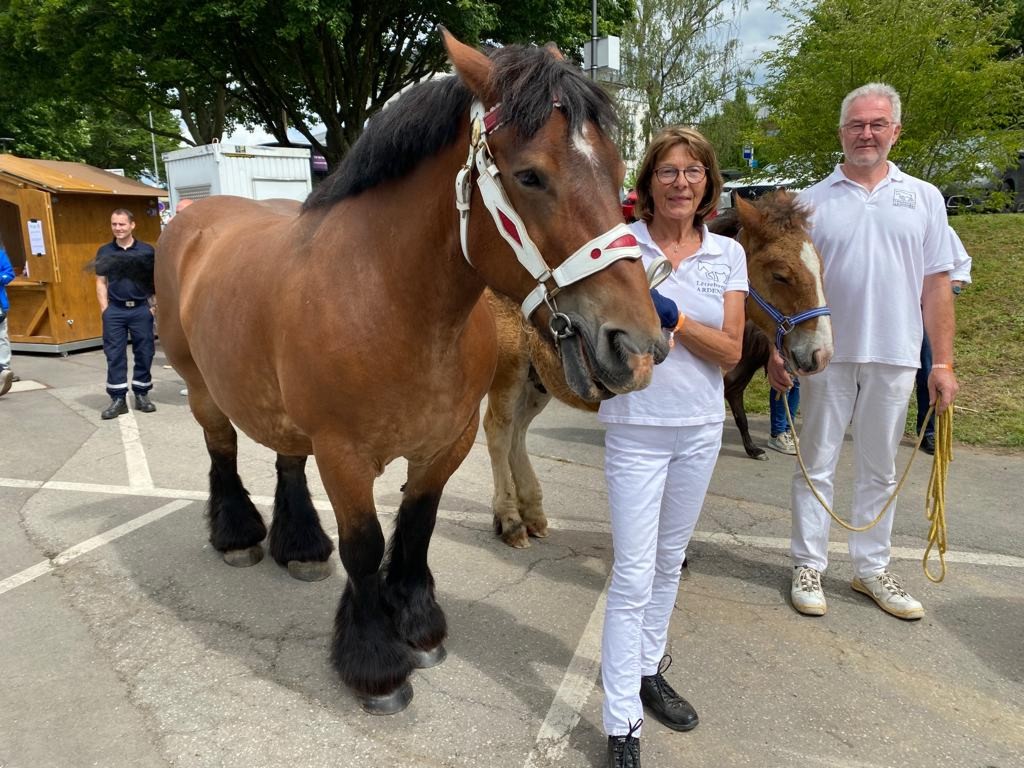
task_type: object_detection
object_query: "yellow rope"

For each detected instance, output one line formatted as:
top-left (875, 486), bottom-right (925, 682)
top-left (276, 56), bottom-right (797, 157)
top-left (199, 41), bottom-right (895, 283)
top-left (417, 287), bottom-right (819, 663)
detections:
top-left (923, 407), bottom-right (953, 583)
top-left (782, 395), bottom-right (952, 581)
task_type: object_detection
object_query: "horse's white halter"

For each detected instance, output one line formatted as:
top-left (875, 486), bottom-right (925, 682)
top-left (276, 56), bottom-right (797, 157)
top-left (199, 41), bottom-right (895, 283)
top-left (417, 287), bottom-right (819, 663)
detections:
top-left (455, 100), bottom-right (661, 338)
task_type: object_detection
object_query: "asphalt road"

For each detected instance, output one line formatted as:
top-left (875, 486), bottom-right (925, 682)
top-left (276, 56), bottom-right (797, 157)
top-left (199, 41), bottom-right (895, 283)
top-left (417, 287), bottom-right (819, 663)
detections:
top-left (1, 347), bottom-right (1021, 768)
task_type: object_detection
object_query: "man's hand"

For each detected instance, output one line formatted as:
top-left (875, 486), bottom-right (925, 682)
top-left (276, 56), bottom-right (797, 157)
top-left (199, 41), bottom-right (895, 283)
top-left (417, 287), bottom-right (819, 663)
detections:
top-left (766, 348), bottom-right (793, 392)
top-left (928, 367), bottom-right (959, 416)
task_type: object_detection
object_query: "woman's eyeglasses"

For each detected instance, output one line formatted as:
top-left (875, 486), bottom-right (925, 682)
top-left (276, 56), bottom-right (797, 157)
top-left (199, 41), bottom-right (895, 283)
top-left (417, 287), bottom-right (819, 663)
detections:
top-left (654, 165), bottom-right (708, 185)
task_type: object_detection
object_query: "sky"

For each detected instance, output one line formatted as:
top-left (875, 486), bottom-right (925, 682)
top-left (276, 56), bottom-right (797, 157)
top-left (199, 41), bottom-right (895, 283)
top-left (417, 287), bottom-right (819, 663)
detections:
top-left (222, 3), bottom-right (789, 147)
top-left (734, 0), bottom-right (789, 86)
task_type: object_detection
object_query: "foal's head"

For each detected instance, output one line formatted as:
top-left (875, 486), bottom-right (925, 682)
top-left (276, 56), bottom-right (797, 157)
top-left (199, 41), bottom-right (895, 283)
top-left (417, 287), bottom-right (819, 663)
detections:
top-left (443, 30), bottom-right (667, 401)
top-left (735, 192), bottom-right (833, 374)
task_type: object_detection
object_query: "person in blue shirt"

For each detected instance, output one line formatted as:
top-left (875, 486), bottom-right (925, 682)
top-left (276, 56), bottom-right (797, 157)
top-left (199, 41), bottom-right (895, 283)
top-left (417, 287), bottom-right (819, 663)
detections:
top-left (94, 209), bottom-right (157, 419)
top-left (0, 238), bottom-right (16, 397)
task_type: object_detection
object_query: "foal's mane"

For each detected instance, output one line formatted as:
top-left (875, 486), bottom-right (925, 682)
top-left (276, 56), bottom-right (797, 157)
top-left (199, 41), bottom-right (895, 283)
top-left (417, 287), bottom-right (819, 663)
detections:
top-left (303, 44), bottom-right (618, 210)
top-left (708, 190), bottom-right (811, 242)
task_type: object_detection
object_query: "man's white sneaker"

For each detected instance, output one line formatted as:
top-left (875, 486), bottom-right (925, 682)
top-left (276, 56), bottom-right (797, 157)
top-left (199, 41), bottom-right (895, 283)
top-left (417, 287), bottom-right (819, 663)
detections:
top-left (791, 566), bottom-right (826, 616)
top-left (767, 431), bottom-right (797, 455)
top-left (851, 570), bottom-right (924, 620)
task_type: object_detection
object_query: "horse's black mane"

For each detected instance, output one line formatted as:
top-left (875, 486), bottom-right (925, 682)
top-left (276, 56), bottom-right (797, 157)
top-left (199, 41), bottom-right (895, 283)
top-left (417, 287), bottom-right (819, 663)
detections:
top-left (303, 44), bottom-right (618, 210)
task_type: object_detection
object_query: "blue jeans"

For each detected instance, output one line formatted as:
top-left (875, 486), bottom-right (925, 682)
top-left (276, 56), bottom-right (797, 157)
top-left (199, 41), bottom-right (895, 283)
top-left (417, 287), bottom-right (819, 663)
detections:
top-left (915, 333), bottom-right (934, 438)
top-left (770, 378), bottom-right (800, 437)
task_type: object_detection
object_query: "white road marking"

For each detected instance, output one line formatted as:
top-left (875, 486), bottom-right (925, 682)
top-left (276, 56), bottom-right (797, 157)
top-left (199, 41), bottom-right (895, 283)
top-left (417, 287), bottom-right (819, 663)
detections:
top-left (0, 499), bottom-right (192, 597)
top-left (2, 477), bottom-right (1022, 570)
top-left (118, 410), bottom-right (154, 489)
top-left (524, 572), bottom-right (609, 768)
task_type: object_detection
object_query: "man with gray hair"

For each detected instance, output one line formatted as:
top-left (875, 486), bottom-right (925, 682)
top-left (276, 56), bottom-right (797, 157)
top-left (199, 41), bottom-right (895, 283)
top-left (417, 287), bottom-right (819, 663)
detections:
top-left (768, 82), bottom-right (959, 620)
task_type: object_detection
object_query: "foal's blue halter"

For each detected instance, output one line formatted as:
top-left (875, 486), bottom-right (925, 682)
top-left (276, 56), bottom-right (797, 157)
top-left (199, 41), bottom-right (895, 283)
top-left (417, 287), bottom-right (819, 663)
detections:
top-left (747, 286), bottom-right (832, 353)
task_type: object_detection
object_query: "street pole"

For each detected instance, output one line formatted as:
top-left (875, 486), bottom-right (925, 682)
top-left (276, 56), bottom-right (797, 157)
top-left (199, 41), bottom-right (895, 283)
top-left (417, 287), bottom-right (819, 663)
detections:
top-left (591, 0), bottom-right (598, 80)
top-left (148, 111), bottom-right (160, 184)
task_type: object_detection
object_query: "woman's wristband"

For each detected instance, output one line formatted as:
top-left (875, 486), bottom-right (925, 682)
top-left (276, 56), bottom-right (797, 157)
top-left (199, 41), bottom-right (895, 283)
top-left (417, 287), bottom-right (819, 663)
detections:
top-left (674, 313), bottom-right (687, 334)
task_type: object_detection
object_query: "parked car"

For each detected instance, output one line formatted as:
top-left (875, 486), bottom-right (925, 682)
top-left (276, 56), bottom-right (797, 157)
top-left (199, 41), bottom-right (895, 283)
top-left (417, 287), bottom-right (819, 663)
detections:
top-left (717, 175), bottom-right (802, 214)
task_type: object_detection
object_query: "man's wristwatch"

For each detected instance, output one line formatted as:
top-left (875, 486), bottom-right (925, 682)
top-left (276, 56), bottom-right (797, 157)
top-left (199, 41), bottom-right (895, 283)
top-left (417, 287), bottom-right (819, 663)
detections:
top-left (952, 284), bottom-right (963, 295)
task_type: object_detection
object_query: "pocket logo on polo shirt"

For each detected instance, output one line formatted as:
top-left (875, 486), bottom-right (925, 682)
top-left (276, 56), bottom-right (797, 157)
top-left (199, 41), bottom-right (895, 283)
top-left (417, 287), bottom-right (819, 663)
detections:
top-left (696, 260), bottom-right (728, 295)
top-left (893, 189), bottom-right (916, 209)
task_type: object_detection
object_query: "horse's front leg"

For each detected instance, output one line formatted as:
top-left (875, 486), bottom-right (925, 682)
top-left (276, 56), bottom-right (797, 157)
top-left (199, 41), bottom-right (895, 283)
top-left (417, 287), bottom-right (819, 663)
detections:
top-left (317, 442), bottom-right (414, 715)
top-left (385, 411), bottom-right (480, 666)
top-left (724, 362), bottom-right (767, 461)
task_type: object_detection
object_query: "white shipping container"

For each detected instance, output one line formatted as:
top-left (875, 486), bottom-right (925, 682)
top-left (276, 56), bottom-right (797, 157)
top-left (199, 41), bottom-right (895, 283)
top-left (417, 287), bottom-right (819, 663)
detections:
top-left (162, 143), bottom-right (313, 211)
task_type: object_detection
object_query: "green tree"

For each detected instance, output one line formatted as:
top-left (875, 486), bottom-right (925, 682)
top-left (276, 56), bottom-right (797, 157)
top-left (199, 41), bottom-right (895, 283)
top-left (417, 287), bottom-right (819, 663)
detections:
top-left (756, 0), bottom-right (1024, 187)
top-left (613, 0), bottom-right (750, 166)
top-left (11, 0), bottom-right (634, 167)
top-left (0, 2), bottom-right (179, 177)
top-left (700, 83), bottom-right (760, 171)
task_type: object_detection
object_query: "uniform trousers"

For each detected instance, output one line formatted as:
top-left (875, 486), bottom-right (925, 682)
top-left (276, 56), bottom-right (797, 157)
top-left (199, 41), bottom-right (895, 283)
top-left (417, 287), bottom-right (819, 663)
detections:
top-left (791, 362), bottom-right (917, 579)
top-left (102, 303), bottom-right (155, 398)
top-left (601, 420), bottom-right (723, 737)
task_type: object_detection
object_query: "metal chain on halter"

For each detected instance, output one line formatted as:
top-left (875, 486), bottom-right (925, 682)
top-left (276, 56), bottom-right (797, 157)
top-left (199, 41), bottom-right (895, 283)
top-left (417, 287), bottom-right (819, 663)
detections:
top-left (784, 397), bottom-right (953, 582)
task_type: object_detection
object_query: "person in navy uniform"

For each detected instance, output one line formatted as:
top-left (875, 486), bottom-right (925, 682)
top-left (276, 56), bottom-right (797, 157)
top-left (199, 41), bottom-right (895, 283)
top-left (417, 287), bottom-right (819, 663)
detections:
top-left (94, 208), bottom-right (157, 419)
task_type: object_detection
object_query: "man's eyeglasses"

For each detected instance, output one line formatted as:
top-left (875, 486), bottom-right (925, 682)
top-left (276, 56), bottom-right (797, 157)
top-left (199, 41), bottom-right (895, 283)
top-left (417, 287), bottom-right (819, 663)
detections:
top-left (654, 165), bottom-right (708, 185)
top-left (841, 120), bottom-right (894, 135)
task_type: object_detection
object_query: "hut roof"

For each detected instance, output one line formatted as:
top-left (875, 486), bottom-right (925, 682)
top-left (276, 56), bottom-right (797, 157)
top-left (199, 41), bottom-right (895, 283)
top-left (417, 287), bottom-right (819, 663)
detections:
top-left (0, 155), bottom-right (161, 197)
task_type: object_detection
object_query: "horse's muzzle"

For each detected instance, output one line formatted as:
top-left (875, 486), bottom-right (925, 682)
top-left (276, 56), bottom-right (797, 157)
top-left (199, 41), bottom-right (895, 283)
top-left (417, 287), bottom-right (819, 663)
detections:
top-left (558, 315), bottom-right (667, 401)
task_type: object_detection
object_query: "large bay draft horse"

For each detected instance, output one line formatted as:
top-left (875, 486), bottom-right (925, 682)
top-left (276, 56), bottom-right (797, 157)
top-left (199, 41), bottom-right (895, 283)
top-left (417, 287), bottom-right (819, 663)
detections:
top-left (155, 30), bottom-right (668, 715)
top-left (484, 191), bottom-right (834, 547)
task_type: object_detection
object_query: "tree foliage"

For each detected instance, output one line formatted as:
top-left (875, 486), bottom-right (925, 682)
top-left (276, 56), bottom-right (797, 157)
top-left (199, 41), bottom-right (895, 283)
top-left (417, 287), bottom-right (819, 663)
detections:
top-left (613, 0), bottom-right (750, 166)
top-left (757, 0), bottom-right (1024, 187)
top-left (700, 83), bottom-right (760, 171)
top-left (0, 1), bottom-right (179, 177)
top-left (2, 0), bottom-right (634, 169)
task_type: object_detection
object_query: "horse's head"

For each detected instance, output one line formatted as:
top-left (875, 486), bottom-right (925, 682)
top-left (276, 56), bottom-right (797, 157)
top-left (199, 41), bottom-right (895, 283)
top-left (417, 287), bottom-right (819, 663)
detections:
top-left (443, 29), bottom-right (667, 401)
top-left (735, 193), bottom-right (834, 374)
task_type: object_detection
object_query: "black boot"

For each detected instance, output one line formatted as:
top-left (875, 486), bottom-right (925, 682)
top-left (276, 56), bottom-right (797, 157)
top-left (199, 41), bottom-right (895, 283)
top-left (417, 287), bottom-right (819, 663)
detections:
top-left (639, 655), bottom-right (699, 732)
top-left (134, 392), bottom-right (157, 413)
top-left (607, 719), bottom-right (642, 768)
top-left (919, 433), bottom-right (935, 455)
top-left (101, 398), bottom-right (129, 420)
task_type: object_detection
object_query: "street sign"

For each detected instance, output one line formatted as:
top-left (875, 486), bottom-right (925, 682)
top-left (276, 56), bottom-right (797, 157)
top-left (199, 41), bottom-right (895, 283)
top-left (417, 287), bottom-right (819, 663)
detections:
top-left (742, 145), bottom-right (753, 160)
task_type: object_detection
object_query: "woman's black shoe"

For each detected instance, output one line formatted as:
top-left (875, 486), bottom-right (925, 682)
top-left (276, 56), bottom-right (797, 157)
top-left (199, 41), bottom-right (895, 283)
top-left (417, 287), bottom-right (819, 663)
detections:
top-left (607, 719), bottom-right (642, 768)
top-left (639, 655), bottom-right (699, 731)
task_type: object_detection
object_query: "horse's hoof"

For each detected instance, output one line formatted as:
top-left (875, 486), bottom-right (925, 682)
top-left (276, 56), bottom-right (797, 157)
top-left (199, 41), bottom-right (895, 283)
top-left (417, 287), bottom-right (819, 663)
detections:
top-left (223, 546), bottom-right (264, 567)
top-left (527, 523), bottom-right (549, 539)
top-left (287, 559), bottom-right (333, 582)
top-left (499, 523), bottom-right (530, 549)
top-left (359, 681), bottom-right (413, 715)
top-left (751, 450), bottom-right (768, 461)
top-left (410, 644), bottom-right (447, 669)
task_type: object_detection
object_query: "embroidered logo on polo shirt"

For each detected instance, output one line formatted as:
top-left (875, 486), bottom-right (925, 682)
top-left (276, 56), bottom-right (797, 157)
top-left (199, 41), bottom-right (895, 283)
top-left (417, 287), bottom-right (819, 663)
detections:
top-left (696, 260), bottom-right (728, 295)
top-left (893, 189), bottom-right (916, 209)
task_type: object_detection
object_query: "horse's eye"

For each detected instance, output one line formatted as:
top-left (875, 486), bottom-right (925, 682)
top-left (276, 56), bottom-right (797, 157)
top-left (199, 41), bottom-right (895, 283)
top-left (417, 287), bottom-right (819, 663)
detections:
top-left (772, 272), bottom-right (791, 285)
top-left (514, 170), bottom-right (544, 189)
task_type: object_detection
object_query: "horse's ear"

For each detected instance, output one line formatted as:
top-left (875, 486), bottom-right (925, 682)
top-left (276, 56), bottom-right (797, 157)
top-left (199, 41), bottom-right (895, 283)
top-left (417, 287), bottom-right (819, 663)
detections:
top-left (440, 26), bottom-right (495, 102)
top-left (544, 42), bottom-right (565, 61)
top-left (734, 195), bottom-right (763, 232)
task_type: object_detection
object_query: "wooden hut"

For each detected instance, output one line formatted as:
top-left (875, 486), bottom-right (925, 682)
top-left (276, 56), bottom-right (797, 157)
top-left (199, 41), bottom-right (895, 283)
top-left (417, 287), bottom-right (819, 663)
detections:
top-left (0, 155), bottom-right (162, 352)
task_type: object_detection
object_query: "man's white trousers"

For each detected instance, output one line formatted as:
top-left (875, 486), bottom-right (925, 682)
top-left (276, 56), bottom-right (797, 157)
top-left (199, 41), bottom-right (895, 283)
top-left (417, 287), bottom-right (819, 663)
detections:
top-left (791, 362), bottom-right (917, 578)
top-left (601, 421), bottom-right (722, 737)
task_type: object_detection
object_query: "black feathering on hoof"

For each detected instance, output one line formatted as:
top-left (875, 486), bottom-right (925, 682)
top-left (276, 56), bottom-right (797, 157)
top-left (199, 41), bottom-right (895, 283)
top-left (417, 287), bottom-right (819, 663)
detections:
top-left (207, 455), bottom-right (267, 552)
top-left (385, 571), bottom-right (447, 653)
top-left (331, 575), bottom-right (414, 698)
top-left (268, 455), bottom-right (334, 567)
